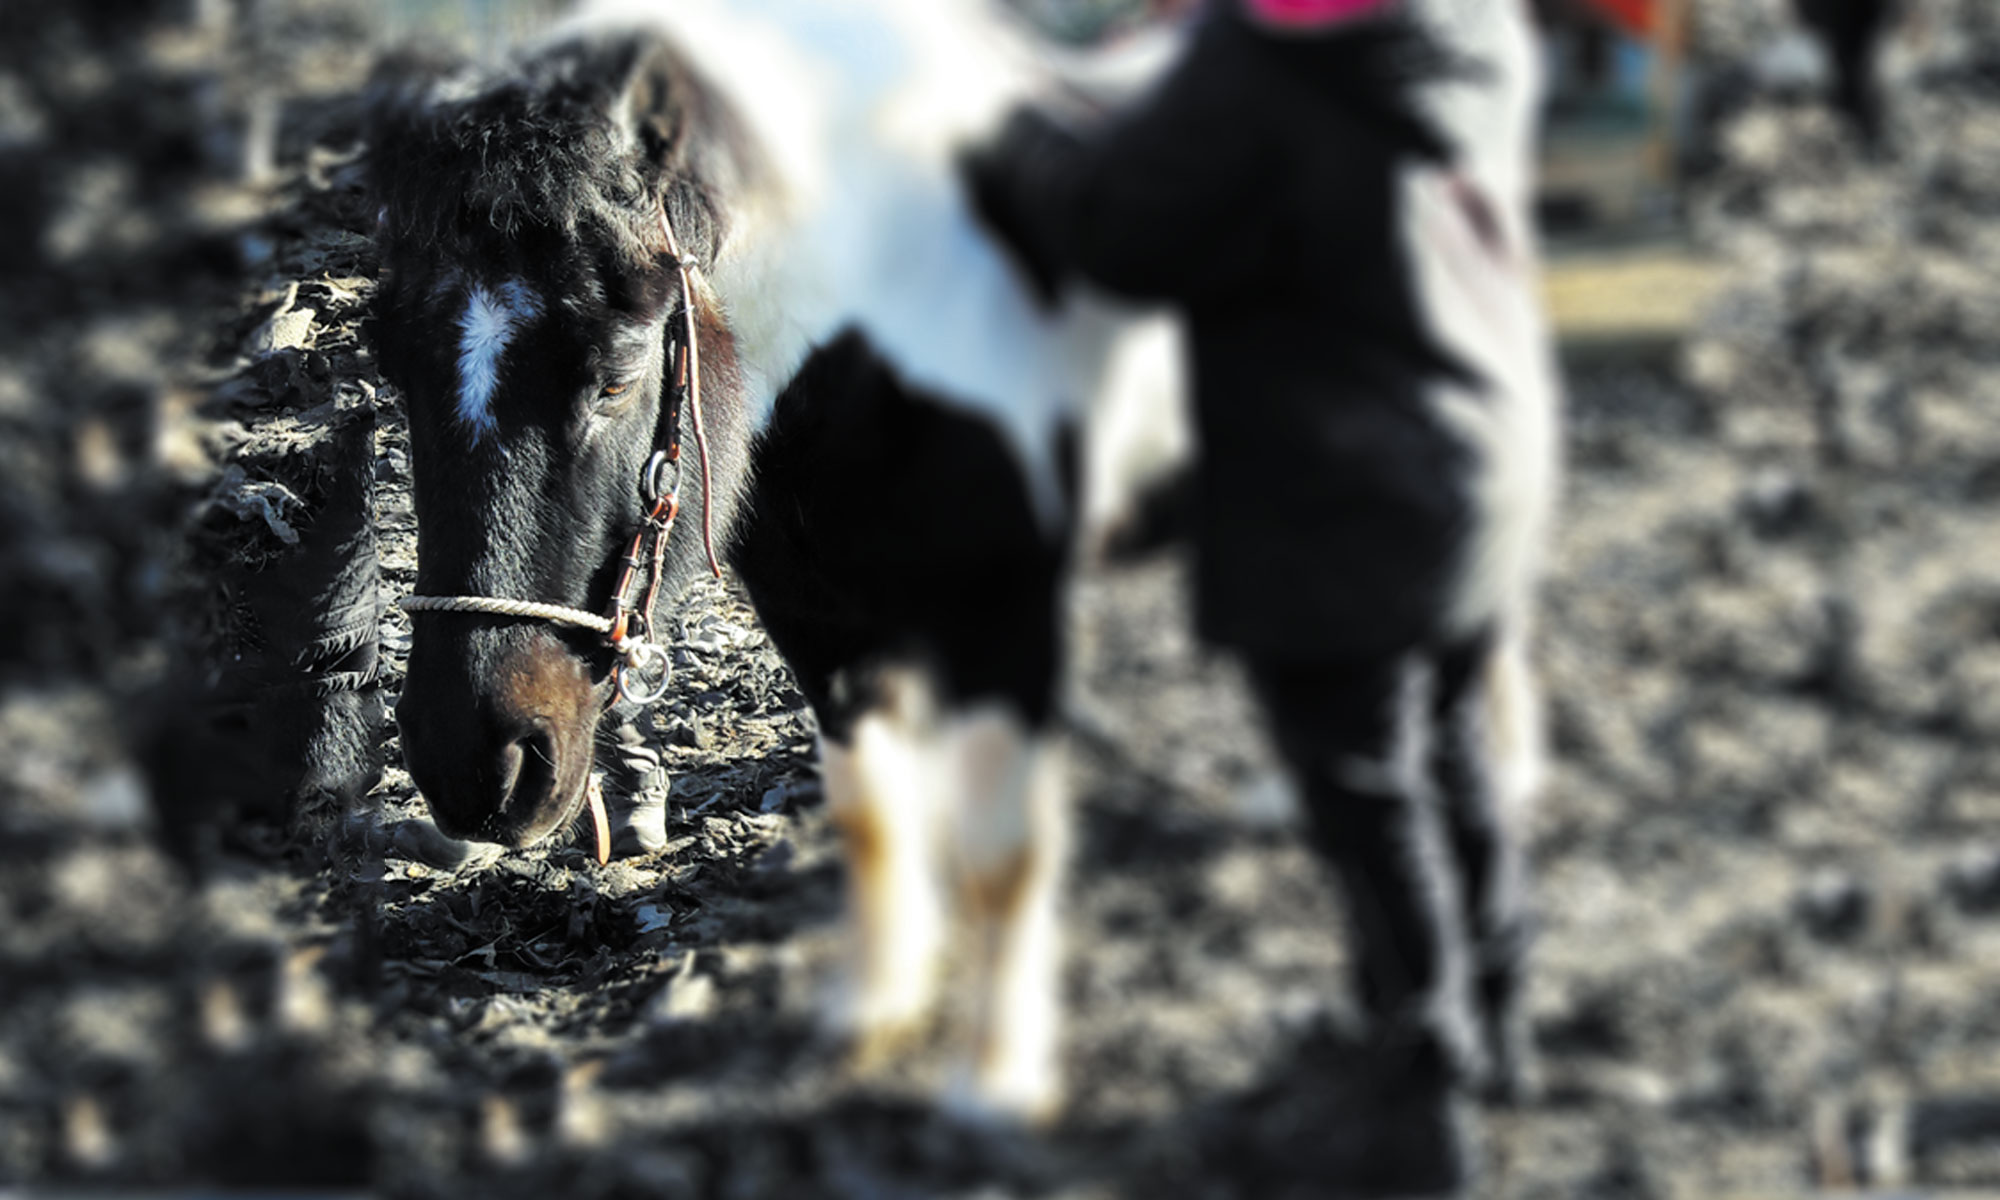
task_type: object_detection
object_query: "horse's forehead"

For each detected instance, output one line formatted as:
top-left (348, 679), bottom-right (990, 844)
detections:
top-left (451, 277), bottom-right (546, 441)
top-left (400, 267), bottom-right (660, 441)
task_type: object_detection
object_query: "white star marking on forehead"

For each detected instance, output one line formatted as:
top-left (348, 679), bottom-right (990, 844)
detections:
top-left (455, 280), bottom-right (543, 440)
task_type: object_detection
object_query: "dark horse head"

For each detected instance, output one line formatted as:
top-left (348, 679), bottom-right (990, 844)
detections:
top-left (366, 27), bottom-right (757, 846)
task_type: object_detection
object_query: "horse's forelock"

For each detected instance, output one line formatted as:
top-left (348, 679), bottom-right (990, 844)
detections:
top-left (369, 54), bottom-right (674, 267)
top-left (366, 25), bottom-right (752, 314)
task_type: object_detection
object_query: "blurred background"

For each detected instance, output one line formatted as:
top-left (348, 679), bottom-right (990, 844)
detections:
top-left (4, 0), bottom-right (2000, 1195)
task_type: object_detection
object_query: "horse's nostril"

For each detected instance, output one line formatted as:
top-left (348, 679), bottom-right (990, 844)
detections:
top-left (506, 726), bottom-right (559, 813)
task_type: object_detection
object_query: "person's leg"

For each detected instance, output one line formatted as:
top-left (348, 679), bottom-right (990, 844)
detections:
top-left (1248, 653), bottom-right (1483, 1089)
top-left (1828, 0), bottom-right (1891, 144)
top-left (1430, 636), bottom-right (1538, 1102)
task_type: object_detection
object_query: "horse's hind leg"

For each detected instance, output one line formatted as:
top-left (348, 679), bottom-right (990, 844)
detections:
top-left (821, 672), bottom-right (947, 1063)
top-left (947, 710), bottom-right (1067, 1123)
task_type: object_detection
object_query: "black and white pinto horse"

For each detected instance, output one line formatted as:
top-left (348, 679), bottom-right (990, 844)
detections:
top-left (368, 0), bottom-right (1179, 1119)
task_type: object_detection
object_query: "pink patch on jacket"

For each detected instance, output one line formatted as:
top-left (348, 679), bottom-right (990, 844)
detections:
top-left (1242, 0), bottom-right (1397, 28)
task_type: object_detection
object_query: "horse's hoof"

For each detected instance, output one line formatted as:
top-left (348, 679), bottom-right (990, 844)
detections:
top-left (822, 963), bottom-right (941, 1077)
top-left (600, 723), bottom-right (671, 858)
top-left (939, 1059), bottom-right (1062, 1129)
top-left (608, 779), bottom-right (669, 858)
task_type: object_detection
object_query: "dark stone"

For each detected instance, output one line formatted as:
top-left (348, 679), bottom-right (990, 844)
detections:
top-left (1795, 869), bottom-right (1871, 941)
top-left (1944, 846), bottom-right (2000, 914)
top-left (667, 719), bottom-right (712, 750)
top-left (1740, 468), bottom-right (1816, 537)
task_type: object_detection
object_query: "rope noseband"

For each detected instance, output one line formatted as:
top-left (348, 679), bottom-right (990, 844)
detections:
top-left (400, 204), bottom-right (721, 708)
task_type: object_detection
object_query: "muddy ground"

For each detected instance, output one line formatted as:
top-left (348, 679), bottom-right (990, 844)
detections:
top-left (5, 2), bottom-right (2000, 1197)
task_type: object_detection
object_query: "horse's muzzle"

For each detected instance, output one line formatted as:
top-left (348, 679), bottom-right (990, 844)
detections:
top-left (395, 624), bottom-right (603, 847)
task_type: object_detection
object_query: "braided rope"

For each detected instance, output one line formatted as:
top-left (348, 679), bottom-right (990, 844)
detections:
top-left (399, 595), bottom-right (614, 635)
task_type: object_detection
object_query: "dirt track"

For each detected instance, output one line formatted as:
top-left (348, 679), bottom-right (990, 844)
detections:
top-left (5, 2), bottom-right (2000, 1197)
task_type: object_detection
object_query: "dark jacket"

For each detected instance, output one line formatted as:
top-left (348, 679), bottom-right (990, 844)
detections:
top-left (967, 9), bottom-right (1489, 658)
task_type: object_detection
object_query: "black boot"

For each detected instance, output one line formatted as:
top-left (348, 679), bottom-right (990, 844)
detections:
top-left (1194, 1020), bottom-right (1477, 1200)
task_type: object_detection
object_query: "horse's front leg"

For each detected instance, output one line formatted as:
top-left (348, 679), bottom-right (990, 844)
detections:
top-left (946, 711), bottom-right (1068, 1123)
top-left (820, 681), bottom-right (947, 1063)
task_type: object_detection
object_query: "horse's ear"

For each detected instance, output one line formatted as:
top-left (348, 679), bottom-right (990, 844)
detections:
top-left (556, 34), bottom-right (682, 175)
top-left (612, 43), bottom-right (689, 175)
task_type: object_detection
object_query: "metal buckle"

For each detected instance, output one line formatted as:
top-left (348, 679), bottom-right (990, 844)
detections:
top-left (613, 640), bottom-right (673, 706)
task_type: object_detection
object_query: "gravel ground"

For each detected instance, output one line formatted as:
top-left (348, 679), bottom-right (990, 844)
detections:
top-left (5, 2), bottom-right (2000, 1197)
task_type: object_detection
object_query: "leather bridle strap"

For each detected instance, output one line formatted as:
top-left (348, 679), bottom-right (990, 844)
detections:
top-left (658, 204), bottom-right (722, 583)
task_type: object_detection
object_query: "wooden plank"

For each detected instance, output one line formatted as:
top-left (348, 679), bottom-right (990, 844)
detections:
top-left (1543, 238), bottom-right (1724, 361)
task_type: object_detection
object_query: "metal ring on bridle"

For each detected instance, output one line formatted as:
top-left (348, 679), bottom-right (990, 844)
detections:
top-left (643, 449), bottom-right (678, 505)
top-left (613, 640), bottom-right (673, 706)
